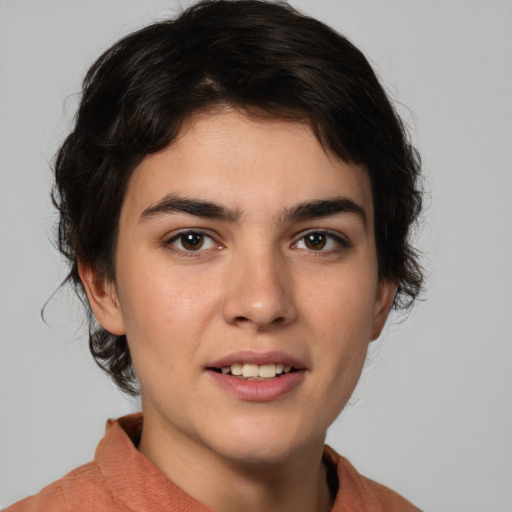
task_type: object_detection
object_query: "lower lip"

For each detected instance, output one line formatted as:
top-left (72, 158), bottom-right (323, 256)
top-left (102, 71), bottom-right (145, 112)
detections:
top-left (207, 370), bottom-right (306, 402)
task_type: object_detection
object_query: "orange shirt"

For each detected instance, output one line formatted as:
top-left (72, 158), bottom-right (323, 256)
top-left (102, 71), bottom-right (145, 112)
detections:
top-left (6, 414), bottom-right (421, 511)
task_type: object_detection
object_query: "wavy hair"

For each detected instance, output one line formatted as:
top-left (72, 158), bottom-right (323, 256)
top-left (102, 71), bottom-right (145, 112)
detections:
top-left (53, 0), bottom-right (423, 395)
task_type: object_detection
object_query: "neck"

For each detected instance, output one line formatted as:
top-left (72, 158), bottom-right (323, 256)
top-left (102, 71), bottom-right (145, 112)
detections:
top-left (138, 409), bottom-right (334, 512)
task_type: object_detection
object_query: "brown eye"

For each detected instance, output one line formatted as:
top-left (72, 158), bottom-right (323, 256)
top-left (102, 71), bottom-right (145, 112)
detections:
top-left (167, 231), bottom-right (217, 253)
top-left (304, 233), bottom-right (327, 250)
top-left (181, 232), bottom-right (204, 251)
top-left (294, 231), bottom-right (348, 252)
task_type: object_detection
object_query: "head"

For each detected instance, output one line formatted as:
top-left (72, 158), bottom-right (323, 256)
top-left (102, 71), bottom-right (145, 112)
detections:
top-left (54, 0), bottom-right (423, 396)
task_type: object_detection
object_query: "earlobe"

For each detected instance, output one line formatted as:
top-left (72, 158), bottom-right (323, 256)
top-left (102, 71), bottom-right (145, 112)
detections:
top-left (370, 279), bottom-right (398, 341)
top-left (77, 260), bottom-right (126, 336)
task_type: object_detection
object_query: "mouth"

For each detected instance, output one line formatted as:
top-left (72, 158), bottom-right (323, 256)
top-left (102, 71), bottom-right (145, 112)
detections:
top-left (206, 352), bottom-right (307, 401)
top-left (208, 363), bottom-right (299, 380)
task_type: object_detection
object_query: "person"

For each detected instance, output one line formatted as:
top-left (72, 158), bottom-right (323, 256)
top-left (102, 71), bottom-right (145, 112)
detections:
top-left (6, 0), bottom-right (424, 510)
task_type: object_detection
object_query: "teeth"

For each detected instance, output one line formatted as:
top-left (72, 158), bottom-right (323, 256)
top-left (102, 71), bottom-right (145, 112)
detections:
top-left (259, 364), bottom-right (276, 378)
top-left (242, 364), bottom-right (259, 378)
top-left (231, 363), bottom-right (243, 376)
top-left (220, 363), bottom-right (294, 378)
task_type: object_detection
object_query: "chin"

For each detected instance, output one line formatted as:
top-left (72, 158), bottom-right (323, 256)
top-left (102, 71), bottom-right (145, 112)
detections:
top-left (209, 417), bottom-right (321, 466)
top-left (218, 442), bottom-right (299, 467)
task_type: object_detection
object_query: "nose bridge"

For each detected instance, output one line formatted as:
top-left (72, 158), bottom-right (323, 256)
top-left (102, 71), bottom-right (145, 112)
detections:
top-left (222, 240), bottom-right (296, 328)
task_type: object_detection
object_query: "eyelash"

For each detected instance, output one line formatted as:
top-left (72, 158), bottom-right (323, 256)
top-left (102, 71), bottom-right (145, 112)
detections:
top-left (163, 229), bottom-right (350, 256)
top-left (164, 231), bottom-right (219, 255)
top-left (292, 230), bottom-right (350, 253)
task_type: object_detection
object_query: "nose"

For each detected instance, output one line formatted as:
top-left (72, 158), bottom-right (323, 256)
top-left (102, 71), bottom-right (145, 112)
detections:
top-left (222, 246), bottom-right (298, 329)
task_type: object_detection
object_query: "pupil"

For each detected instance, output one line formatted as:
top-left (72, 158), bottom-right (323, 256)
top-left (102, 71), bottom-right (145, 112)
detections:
top-left (305, 233), bottom-right (326, 250)
top-left (182, 233), bottom-right (203, 250)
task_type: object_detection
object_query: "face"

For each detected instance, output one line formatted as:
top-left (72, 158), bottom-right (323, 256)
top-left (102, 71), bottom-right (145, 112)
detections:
top-left (83, 109), bottom-right (395, 466)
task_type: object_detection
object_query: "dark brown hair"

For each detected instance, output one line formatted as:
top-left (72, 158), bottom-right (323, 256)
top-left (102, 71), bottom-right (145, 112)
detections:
top-left (54, 0), bottom-right (423, 395)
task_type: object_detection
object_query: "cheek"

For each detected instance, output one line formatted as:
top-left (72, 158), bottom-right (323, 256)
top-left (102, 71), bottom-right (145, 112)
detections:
top-left (304, 272), bottom-right (377, 339)
top-left (115, 260), bottom-right (223, 364)
top-left (118, 250), bottom-right (209, 319)
top-left (117, 282), bottom-right (209, 394)
top-left (303, 269), bottom-right (378, 392)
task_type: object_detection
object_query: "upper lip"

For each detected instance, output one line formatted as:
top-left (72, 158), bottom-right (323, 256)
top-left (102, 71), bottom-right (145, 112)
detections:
top-left (207, 350), bottom-right (307, 370)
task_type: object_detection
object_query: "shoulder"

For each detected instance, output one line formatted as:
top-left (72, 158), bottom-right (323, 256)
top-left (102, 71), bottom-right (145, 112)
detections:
top-left (4, 461), bottom-right (126, 512)
top-left (324, 446), bottom-right (422, 512)
top-left (5, 414), bottom-right (145, 512)
top-left (357, 474), bottom-right (422, 512)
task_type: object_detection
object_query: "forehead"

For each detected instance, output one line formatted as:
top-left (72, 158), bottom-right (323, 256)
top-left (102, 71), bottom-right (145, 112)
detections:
top-left (122, 109), bottom-right (373, 225)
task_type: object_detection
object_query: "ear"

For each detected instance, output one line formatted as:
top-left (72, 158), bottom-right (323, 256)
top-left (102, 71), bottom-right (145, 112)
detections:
top-left (78, 260), bottom-right (126, 336)
top-left (370, 279), bottom-right (398, 341)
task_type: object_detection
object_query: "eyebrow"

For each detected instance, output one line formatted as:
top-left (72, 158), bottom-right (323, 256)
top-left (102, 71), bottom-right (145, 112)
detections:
top-left (140, 194), bottom-right (241, 222)
top-left (140, 194), bottom-right (367, 227)
top-left (280, 197), bottom-right (367, 227)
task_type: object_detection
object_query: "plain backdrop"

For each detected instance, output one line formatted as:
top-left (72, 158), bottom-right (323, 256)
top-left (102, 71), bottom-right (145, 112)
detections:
top-left (1, 1), bottom-right (511, 510)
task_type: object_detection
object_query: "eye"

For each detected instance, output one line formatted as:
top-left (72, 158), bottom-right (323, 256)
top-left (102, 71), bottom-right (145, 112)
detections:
top-left (294, 231), bottom-right (348, 252)
top-left (166, 231), bottom-right (217, 252)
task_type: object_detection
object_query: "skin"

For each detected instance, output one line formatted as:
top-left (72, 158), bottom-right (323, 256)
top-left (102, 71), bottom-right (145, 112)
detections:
top-left (80, 109), bottom-right (396, 512)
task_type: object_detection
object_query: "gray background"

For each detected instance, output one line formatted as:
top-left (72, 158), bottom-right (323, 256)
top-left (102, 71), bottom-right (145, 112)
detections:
top-left (1, 1), bottom-right (511, 510)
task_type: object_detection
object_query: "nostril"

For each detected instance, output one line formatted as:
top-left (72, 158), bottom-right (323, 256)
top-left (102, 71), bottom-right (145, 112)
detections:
top-left (234, 315), bottom-right (285, 326)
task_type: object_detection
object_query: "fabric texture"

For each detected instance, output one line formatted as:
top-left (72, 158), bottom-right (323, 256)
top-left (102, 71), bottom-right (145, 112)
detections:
top-left (6, 413), bottom-right (421, 511)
